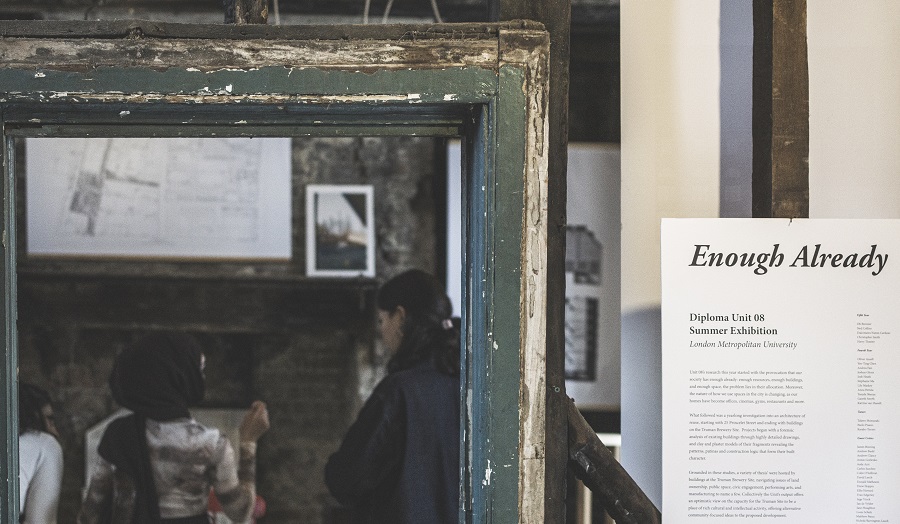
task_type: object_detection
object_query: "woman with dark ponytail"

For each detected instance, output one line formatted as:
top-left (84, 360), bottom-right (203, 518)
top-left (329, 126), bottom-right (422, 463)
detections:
top-left (325, 269), bottom-right (461, 524)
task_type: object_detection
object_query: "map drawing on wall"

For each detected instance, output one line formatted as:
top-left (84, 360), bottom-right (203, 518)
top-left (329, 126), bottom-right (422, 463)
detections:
top-left (565, 294), bottom-right (599, 380)
top-left (566, 224), bottom-right (603, 285)
top-left (305, 184), bottom-right (375, 278)
top-left (565, 224), bottom-right (602, 381)
top-left (26, 137), bottom-right (291, 259)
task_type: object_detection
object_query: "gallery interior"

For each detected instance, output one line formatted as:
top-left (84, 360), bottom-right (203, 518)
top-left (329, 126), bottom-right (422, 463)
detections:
top-left (2, 0), bottom-right (897, 522)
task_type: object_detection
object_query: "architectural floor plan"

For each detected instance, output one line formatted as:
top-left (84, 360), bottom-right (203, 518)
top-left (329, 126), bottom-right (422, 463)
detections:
top-left (26, 137), bottom-right (291, 259)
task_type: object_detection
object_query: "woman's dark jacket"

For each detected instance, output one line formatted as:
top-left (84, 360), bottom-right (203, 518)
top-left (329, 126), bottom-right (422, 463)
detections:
top-left (325, 359), bottom-right (461, 524)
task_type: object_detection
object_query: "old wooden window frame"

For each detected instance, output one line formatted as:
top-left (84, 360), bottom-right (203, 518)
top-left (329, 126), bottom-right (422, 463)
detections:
top-left (0, 20), bottom-right (549, 523)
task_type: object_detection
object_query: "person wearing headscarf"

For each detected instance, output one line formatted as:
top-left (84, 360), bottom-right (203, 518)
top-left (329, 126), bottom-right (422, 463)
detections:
top-left (325, 270), bottom-right (461, 523)
top-left (18, 382), bottom-right (63, 524)
top-left (78, 332), bottom-right (269, 524)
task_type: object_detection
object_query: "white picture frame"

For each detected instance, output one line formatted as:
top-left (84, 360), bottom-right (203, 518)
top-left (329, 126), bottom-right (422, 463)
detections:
top-left (305, 184), bottom-right (375, 277)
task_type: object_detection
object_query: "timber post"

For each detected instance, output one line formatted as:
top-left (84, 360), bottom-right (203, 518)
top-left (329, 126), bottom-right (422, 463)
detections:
top-left (752, 0), bottom-right (810, 218)
top-left (224, 0), bottom-right (269, 24)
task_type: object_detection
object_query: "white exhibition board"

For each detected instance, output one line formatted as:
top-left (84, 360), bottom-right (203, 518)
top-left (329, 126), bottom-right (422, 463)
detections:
top-left (662, 219), bottom-right (900, 523)
top-left (26, 137), bottom-right (291, 259)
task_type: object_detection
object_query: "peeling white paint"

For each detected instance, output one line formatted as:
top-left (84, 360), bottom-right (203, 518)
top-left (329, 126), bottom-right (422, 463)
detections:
top-left (225, 84), bottom-right (233, 93)
top-left (24, 92), bottom-right (416, 105)
top-left (28, 118), bottom-right (40, 123)
top-left (321, 95), bottom-right (409, 103)
top-left (492, 340), bottom-right (499, 351)
top-left (208, 67), bottom-right (259, 73)
top-left (443, 94), bottom-right (457, 101)
top-left (186, 67), bottom-right (201, 72)
top-left (407, 93), bottom-right (421, 100)
top-left (118, 110), bottom-right (130, 117)
top-left (482, 460), bottom-right (493, 486)
top-left (234, 120), bottom-right (247, 124)
top-left (34, 72), bottom-right (45, 78)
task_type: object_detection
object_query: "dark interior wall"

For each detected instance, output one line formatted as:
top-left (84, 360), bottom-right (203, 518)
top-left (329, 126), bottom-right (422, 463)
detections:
top-left (569, 23), bottom-right (620, 144)
top-left (15, 136), bottom-right (440, 523)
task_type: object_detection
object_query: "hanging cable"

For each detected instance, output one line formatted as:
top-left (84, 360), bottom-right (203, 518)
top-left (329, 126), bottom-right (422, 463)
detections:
top-left (363, 0), bottom-right (371, 23)
top-left (429, 0), bottom-right (443, 23)
top-left (272, 0), bottom-right (281, 24)
top-left (381, 0), bottom-right (395, 23)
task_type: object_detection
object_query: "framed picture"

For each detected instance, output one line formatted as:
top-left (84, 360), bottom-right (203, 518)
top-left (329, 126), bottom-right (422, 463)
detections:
top-left (25, 137), bottom-right (292, 260)
top-left (305, 184), bottom-right (375, 277)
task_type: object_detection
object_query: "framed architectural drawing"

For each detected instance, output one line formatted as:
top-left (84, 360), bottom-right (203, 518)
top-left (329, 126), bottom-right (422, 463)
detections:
top-left (25, 137), bottom-right (292, 260)
top-left (305, 184), bottom-right (375, 277)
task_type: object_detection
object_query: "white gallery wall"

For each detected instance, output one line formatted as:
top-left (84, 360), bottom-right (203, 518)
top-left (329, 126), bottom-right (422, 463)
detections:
top-left (620, 0), bottom-right (721, 507)
top-left (621, 0), bottom-right (900, 510)
top-left (807, 0), bottom-right (900, 219)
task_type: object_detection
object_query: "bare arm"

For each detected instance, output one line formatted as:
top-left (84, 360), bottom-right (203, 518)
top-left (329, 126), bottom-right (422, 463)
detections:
top-left (215, 401), bottom-right (269, 523)
top-left (22, 435), bottom-right (63, 524)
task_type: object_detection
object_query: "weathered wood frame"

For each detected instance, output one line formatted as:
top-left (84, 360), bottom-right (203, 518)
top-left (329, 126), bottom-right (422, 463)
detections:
top-left (0, 21), bottom-right (549, 523)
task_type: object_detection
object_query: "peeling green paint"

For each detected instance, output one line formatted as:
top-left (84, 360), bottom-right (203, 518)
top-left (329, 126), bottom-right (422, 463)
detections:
top-left (0, 66), bottom-right (498, 102)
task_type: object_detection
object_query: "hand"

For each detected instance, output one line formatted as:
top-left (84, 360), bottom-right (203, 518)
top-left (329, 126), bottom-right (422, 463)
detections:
top-left (239, 400), bottom-right (270, 443)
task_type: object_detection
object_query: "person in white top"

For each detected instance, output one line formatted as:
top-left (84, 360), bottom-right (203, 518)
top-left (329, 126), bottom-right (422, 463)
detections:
top-left (78, 332), bottom-right (269, 524)
top-left (18, 382), bottom-right (63, 524)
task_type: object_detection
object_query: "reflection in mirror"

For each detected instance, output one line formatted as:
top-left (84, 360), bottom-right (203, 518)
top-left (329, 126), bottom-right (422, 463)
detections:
top-left (14, 135), bottom-right (460, 522)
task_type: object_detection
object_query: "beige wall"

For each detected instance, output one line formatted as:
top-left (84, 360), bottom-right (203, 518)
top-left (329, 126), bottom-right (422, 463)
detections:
top-left (620, 0), bottom-right (721, 313)
top-left (620, 0), bottom-right (721, 505)
top-left (808, 0), bottom-right (900, 218)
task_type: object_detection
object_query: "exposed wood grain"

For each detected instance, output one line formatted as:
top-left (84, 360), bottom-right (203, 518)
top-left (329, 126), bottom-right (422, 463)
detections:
top-left (752, 0), bottom-right (809, 218)
top-left (0, 37), bottom-right (499, 72)
top-left (500, 28), bottom-right (551, 524)
top-left (567, 397), bottom-right (661, 524)
top-left (493, 0), bottom-right (570, 522)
